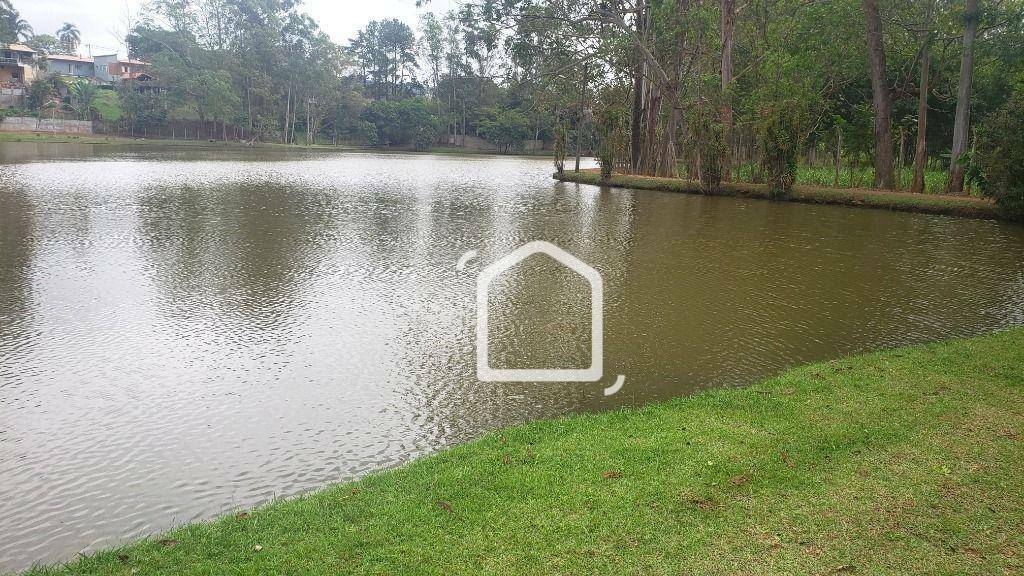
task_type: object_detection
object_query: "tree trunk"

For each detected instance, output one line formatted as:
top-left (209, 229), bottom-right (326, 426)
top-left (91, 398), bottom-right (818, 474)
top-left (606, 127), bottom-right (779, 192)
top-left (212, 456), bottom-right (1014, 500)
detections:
top-left (630, 57), bottom-right (646, 173)
top-left (834, 126), bottom-right (842, 187)
top-left (574, 62), bottom-right (588, 173)
top-left (945, 0), bottom-right (979, 195)
top-left (910, 3), bottom-right (933, 194)
top-left (720, 0), bottom-right (735, 181)
top-left (641, 83), bottom-right (662, 175)
top-left (283, 85), bottom-right (291, 144)
top-left (630, 4), bottom-right (648, 173)
top-left (654, 0), bottom-right (692, 178)
top-left (896, 125), bottom-right (906, 189)
top-left (863, 0), bottom-right (895, 189)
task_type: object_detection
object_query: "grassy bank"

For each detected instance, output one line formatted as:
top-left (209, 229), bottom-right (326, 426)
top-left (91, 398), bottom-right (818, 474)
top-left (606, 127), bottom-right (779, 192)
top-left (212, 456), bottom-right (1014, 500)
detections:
top-left (556, 170), bottom-right (1003, 220)
top-left (25, 329), bottom-right (1024, 575)
top-left (0, 132), bottom-right (359, 149)
top-left (733, 163), bottom-right (951, 195)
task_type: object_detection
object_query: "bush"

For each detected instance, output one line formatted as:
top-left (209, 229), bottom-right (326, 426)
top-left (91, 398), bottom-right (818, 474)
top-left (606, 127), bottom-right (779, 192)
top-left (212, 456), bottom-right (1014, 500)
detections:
top-left (362, 98), bottom-right (439, 148)
top-left (599, 150), bottom-right (613, 180)
top-left (757, 104), bottom-right (801, 199)
top-left (553, 123), bottom-right (567, 175)
top-left (478, 108), bottom-right (530, 153)
top-left (26, 77), bottom-right (62, 111)
top-left (694, 113), bottom-right (726, 192)
top-left (977, 93), bottom-right (1024, 221)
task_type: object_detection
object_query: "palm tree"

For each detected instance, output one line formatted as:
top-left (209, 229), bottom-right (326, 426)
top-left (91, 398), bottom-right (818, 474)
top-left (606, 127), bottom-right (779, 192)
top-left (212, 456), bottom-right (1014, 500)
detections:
top-left (13, 18), bottom-right (31, 40)
top-left (56, 22), bottom-right (80, 54)
top-left (69, 81), bottom-right (97, 120)
top-left (0, 0), bottom-right (30, 43)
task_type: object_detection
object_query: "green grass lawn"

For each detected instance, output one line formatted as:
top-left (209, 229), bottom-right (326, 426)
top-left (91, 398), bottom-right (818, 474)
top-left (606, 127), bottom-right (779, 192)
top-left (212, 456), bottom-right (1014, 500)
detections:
top-left (24, 329), bottom-right (1024, 575)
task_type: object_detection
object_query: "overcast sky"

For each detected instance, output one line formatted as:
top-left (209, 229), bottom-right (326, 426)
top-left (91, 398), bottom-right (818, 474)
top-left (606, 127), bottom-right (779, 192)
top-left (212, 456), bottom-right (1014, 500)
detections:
top-left (14, 0), bottom-right (454, 57)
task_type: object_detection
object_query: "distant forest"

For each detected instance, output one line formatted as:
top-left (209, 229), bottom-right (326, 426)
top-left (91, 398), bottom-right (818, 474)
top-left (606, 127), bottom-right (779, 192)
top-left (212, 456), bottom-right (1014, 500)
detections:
top-left (2, 0), bottom-right (1023, 213)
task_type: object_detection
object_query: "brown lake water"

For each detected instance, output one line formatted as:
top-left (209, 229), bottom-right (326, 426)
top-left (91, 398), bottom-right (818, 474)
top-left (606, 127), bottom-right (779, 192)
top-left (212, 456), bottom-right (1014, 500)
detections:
top-left (1, 143), bottom-right (1023, 571)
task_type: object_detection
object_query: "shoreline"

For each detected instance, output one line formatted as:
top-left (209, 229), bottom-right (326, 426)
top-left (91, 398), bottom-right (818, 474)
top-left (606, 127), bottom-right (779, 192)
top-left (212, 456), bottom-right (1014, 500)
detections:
top-left (555, 169), bottom-right (1005, 221)
top-left (0, 133), bottom-right (555, 158)
top-left (22, 328), bottom-right (1024, 575)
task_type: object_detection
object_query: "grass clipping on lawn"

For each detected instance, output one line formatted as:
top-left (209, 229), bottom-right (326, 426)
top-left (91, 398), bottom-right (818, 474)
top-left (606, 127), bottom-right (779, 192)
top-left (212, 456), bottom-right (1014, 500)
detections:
top-left (29, 329), bottom-right (1024, 575)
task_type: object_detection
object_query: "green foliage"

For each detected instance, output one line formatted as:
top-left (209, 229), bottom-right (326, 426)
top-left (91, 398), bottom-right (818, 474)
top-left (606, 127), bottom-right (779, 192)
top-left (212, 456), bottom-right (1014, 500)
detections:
top-left (599, 151), bottom-right (613, 180)
top-left (738, 164), bottom-right (949, 195)
top-left (594, 95), bottom-right (628, 181)
top-left (90, 90), bottom-right (122, 123)
top-left (67, 81), bottom-right (97, 120)
top-left (25, 76), bottom-right (63, 111)
top-left (553, 122), bottom-right (567, 175)
top-left (121, 90), bottom-right (167, 132)
top-left (350, 19), bottom-right (420, 100)
top-left (477, 107), bottom-right (530, 153)
top-left (25, 34), bottom-right (60, 55)
top-left (977, 92), bottom-right (1024, 221)
top-left (692, 112), bottom-right (727, 192)
top-left (362, 98), bottom-right (440, 148)
top-left (756, 104), bottom-right (801, 199)
top-left (0, 1), bottom-right (31, 42)
top-left (357, 120), bottom-right (378, 146)
top-left (559, 170), bottom-right (1000, 220)
top-left (56, 22), bottom-right (80, 54)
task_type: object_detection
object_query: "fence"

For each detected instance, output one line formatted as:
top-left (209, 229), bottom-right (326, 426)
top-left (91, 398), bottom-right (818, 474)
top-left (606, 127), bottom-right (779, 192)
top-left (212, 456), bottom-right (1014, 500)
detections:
top-left (0, 116), bottom-right (95, 134)
top-left (0, 87), bottom-right (24, 107)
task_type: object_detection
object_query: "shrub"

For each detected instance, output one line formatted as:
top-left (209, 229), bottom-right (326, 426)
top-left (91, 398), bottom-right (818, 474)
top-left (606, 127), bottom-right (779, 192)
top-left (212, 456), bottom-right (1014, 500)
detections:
top-left (361, 98), bottom-right (439, 148)
top-left (757, 104), bottom-right (801, 199)
top-left (478, 107), bottom-right (531, 153)
top-left (693, 113), bottom-right (726, 192)
top-left (553, 123), bottom-right (567, 175)
top-left (599, 149), bottom-right (613, 180)
top-left (977, 93), bottom-right (1024, 221)
top-left (26, 77), bottom-right (62, 111)
top-left (594, 99), bottom-right (627, 181)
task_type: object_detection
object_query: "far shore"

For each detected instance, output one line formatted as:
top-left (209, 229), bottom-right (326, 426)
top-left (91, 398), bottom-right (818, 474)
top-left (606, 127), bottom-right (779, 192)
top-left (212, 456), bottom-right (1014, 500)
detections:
top-left (556, 168), bottom-right (1005, 221)
top-left (0, 132), bottom-right (556, 158)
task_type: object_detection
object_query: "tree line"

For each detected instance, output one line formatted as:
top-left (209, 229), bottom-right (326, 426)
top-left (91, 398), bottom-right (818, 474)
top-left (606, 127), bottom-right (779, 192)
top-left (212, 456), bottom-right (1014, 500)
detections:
top-left (2, 0), bottom-right (1023, 216)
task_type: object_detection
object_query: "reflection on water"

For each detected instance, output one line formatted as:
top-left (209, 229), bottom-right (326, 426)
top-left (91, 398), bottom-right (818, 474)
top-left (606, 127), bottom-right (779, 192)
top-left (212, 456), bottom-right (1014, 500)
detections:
top-left (1, 143), bottom-right (1023, 571)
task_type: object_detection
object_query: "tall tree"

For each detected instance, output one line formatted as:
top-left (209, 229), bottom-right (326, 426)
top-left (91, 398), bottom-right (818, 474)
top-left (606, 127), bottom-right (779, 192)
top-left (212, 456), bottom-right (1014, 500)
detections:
top-left (945, 0), bottom-right (980, 195)
top-left (350, 19), bottom-right (419, 101)
top-left (0, 1), bottom-right (31, 42)
top-left (720, 0), bottom-right (736, 181)
top-left (863, 0), bottom-right (895, 189)
top-left (910, 0), bottom-right (935, 194)
top-left (56, 22), bottom-right (80, 54)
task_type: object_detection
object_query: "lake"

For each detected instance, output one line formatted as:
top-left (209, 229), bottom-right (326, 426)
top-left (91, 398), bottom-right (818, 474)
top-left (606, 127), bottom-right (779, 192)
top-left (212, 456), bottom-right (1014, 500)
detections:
top-left (1, 143), bottom-right (1022, 571)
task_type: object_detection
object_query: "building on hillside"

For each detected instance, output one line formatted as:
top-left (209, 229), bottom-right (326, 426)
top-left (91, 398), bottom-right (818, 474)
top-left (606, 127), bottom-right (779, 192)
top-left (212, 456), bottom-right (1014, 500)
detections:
top-left (91, 54), bottom-right (119, 82)
top-left (46, 54), bottom-right (96, 78)
top-left (91, 54), bottom-right (157, 91)
top-left (93, 54), bottom-right (151, 84)
top-left (0, 44), bottom-right (38, 86)
top-left (0, 48), bottom-right (155, 108)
